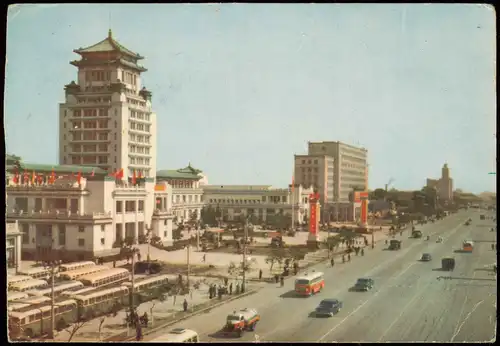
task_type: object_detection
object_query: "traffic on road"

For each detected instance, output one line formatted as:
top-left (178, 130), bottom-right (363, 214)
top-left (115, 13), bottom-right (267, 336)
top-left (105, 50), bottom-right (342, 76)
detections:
top-left (146, 210), bottom-right (497, 343)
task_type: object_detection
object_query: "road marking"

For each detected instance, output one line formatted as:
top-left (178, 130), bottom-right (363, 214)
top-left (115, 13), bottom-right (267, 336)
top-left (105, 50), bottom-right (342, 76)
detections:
top-left (450, 300), bottom-right (484, 342)
top-left (317, 293), bottom-right (377, 342)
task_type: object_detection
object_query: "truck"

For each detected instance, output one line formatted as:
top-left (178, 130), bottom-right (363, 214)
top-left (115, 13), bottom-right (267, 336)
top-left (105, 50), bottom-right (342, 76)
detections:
top-left (388, 240), bottom-right (402, 250)
top-left (223, 308), bottom-right (260, 337)
top-left (441, 257), bottom-right (455, 271)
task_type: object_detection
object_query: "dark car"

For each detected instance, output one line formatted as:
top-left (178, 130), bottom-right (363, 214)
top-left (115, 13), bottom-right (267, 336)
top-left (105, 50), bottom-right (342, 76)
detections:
top-left (134, 260), bottom-right (164, 274)
top-left (315, 299), bottom-right (343, 317)
top-left (352, 278), bottom-right (374, 291)
top-left (389, 240), bottom-right (402, 250)
top-left (420, 253), bottom-right (432, 261)
top-left (442, 257), bottom-right (455, 271)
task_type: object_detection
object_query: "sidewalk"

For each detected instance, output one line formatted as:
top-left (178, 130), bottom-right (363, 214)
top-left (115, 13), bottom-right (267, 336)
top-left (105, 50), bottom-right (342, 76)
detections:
top-left (54, 276), bottom-right (264, 342)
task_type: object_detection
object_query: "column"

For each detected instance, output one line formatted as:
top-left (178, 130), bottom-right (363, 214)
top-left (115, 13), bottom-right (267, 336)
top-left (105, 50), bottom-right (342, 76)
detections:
top-left (15, 225), bottom-right (22, 273)
top-left (135, 199), bottom-right (139, 242)
top-left (41, 198), bottom-right (47, 212)
top-left (122, 201), bottom-right (126, 239)
top-left (79, 196), bottom-right (85, 215)
top-left (66, 198), bottom-right (71, 211)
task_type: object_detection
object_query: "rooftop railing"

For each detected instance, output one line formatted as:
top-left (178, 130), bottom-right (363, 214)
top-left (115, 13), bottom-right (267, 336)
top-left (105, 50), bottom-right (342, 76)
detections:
top-left (7, 209), bottom-right (112, 219)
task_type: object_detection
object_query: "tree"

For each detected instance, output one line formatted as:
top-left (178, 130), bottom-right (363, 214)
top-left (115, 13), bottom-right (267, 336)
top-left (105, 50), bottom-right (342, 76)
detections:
top-left (65, 319), bottom-right (89, 342)
top-left (265, 248), bottom-right (289, 274)
top-left (372, 188), bottom-right (387, 201)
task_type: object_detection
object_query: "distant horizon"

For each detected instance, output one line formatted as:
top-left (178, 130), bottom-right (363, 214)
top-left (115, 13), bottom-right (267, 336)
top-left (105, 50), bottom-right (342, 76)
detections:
top-left (5, 4), bottom-right (496, 194)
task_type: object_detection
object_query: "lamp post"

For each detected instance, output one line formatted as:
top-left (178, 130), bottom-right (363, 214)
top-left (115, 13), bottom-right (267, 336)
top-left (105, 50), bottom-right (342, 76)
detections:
top-left (241, 215), bottom-right (249, 293)
top-left (42, 238), bottom-right (61, 340)
top-left (145, 226), bottom-right (153, 262)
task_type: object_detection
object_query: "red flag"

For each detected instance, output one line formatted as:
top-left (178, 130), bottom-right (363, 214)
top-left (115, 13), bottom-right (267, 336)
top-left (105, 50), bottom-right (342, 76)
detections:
top-left (90, 169), bottom-right (95, 177)
top-left (50, 169), bottom-right (56, 184)
top-left (132, 170), bottom-right (137, 185)
top-left (23, 170), bottom-right (29, 184)
top-left (77, 171), bottom-right (82, 185)
top-left (116, 168), bottom-right (124, 180)
top-left (37, 174), bottom-right (43, 185)
top-left (31, 171), bottom-right (36, 185)
top-left (138, 171), bottom-right (142, 179)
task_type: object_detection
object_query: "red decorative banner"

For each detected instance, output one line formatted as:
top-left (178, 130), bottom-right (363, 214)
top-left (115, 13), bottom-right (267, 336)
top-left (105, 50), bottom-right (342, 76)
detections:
top-left (361, 199), bottom-right (368, 224)
top-left (309, 201), bottom-right (318, 235)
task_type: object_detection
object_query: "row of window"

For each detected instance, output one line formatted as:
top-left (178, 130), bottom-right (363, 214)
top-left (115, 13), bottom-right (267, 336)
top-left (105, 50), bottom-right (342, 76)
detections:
top-left (129, 121), bottom-right (151, 132)
top-left (174, 195), bottom-right (202, 203)
top-left (77, 97), bottom-right (112, 104)
top-left (129, 110), bottom-right (150, 121)
top-left (129, 156), bottom-right (151, 165)
top-left (70, 132), bottom-right (109, 141)
top-left (129, 145), bottom-right (150, 154)
top-left (85, 70), bottom-right (111, 82)
top-left (129, 133), bottom-right (151, 144)
top-left (126, 98), bottom-right (146, 108)
top-left (116, 200), bottom-right (145, 213)
top-left (20, 223), bottom-right (106, 246)
top-left (208, 196), bottom-right (288, 204)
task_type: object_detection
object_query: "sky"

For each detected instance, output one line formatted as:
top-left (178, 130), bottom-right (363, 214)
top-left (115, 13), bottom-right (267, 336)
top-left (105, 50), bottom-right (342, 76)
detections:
top-left (5, 4), bottom-right (496, 194)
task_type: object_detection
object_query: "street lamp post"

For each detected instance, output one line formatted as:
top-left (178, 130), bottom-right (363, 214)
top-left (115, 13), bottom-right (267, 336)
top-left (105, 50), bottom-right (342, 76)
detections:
top-left (145, 225), bottom-right (153, 262)
top-left (241, 216), bottom-right (249, 293)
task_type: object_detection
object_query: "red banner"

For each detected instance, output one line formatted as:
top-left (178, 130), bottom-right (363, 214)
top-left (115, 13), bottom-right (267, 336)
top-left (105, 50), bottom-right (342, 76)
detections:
top-left (309, 201), bottom-right (317, 235)
top-left (361, 199), bottom-right (368, 224)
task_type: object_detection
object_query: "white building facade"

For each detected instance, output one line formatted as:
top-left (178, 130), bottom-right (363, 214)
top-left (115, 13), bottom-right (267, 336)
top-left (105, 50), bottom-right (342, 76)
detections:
top-left (6, 221), bottom-right (22, 273)
top-left (59, 30), bottom-right (157, 180)
top-left (6, 166), bottom-right (174, 262)
top-left (202, 184), bottom-right (314, 224)
top-left (156, 164), bottom-right (205, 224)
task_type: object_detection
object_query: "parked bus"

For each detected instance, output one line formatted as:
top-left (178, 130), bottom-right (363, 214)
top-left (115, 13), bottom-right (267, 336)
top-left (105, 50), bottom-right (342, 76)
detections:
top-left (122, 273), bottom-right (170, 293)
top-left (8, 298), bottom-right (78, 339)
top-left (59, 261), bottom-right (95, 272)
top-left (7, 292), bottom-right (29, 302)
top-left (10, 279), bottom-right (48, 292)
top-left (59, 265), bottom-right (109, 281)
top-left (8, 275), bottom-right (34, 289)
top-left (61, 286), bottom-right (96, 298)
top-left (72, 286), bottom-right (129, 318)
top-left (150, 328), bottom-right (199, 343)
top-left (17, 296), bottom-right (51, 305)
top-left (463, 240), bottom-right (474, 252)
top-left (18, 267), bottom-right (53, 280)
top-left (8, 303), bottom-right (32, 313)
top-left (294, 271), bottom-right (325, 296)
top-left (26, 281), bottom-right (84, 297)
top-left (79, 268), bottom-right (130, 288)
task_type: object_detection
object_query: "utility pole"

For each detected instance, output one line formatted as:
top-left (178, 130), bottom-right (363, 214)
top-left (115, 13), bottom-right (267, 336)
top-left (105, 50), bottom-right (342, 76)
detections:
top-left (186, 241), bottom-right (191, 289)
top-left (242, 216), bottom-right (248, 293)
top-left (129, 248), bottom-right (136, 337)
top-left (44, 238), bottom-right (60, 340)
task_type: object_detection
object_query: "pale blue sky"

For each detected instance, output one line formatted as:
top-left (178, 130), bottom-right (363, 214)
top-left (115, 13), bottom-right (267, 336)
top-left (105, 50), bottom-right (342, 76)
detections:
top-left (5, 4), bottom-right (496, 193)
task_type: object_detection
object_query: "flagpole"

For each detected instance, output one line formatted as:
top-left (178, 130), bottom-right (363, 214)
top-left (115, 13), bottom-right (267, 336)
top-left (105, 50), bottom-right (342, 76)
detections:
top-left (291, 177), bottom-right (295, 231)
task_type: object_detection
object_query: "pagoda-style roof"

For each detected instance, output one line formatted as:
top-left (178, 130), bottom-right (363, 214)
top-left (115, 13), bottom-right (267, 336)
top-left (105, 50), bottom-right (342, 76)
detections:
top-left (156, 164), bottom-right (203, 181)
top-left (73, 29), bottom-right (144, 60)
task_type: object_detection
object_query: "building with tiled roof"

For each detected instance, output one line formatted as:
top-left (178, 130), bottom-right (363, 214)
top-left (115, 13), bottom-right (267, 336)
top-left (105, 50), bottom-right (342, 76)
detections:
top-left (59, 29), bottom-right (156, 182)
top-left (156, 164), bottom-right (207, 223)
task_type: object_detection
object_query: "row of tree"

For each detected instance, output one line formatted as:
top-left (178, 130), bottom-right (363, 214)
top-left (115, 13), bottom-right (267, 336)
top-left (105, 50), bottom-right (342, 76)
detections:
top-left (200, 206), bottom-right (294, 229)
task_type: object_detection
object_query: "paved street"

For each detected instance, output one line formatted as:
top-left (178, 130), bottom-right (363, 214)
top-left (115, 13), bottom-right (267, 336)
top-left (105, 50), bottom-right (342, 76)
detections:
top-left (142, 210), bottom-right (496, 342)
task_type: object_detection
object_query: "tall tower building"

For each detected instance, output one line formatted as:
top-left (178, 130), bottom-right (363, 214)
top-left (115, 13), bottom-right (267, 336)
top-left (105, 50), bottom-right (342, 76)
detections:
top-left (59, 30), bottom-right (157, 180)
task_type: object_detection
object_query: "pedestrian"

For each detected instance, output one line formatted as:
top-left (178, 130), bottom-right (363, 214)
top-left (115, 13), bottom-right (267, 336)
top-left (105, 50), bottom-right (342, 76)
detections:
top-left (113, 260), bottom-right (116, 268)
top-left (137, 252), bottom-right (141, 262)
top-left (224, 277), bottom-right (229, 286)
top-left (203, 254), bottom-right (206, 263)
top-left (183, 298), bottom-right (188, 312)
top-left (361, 248), bottom-right (364, 256)
top-left (236, 283), bottom-right (240, 294)
top-left (342, 255), bottom-right (345, 263)
top-left (173, 294), bottom-right (177, 305)
top-left (218, 286), bottom-right (223, 300)
top-left (208, 286), bottom-right (213, 299)
top-left (259, 269), bottom-right (263, 280)
top-left (348, 253), bottom-right (351, 262)
top-left (331, 258), bottom-right (335, 267)
top-left (280, 276), bottom-right (284, 287)
top-left (275, 274), bottom-right (279, 283)
top-left (229, 283), bottom-right (233, 295)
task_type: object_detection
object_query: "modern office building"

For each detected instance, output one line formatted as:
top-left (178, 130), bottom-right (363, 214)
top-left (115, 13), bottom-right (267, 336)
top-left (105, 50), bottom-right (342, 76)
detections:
top-left (202, 184), bottom-right (314, 224)
top-left (295, 141), bottom-right (369, 222)
top-left (59, 29), bottom-right (157, 180)
top-left (426, 163), bottom-right (454, 202)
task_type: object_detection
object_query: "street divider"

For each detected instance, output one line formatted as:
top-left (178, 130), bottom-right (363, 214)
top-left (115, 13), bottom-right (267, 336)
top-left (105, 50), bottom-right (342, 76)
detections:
top-left (104, 288), bottom-right (260, 341)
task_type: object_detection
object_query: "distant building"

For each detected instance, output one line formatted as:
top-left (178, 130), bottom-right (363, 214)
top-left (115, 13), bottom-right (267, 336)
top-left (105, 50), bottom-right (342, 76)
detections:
top-left (156, 164), bottom-right (206, 223)
top-left (294, 141), bottom-right (368, 222)
top-left (201, 184), bottom-right (314, 224)
top-left (426, 163), bottom-right (454, 202)
top-left (59, 30), bottom-right (157, 180)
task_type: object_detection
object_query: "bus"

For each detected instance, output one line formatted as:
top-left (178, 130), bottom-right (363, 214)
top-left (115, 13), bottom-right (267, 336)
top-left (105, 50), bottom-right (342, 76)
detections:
top-left (463, 240), bottom-right (474, 252)
top-left (121, 273), bottom-right (170, 293)
top-left (8, 303), bottom-right (32, 312)
top-left (61, 286), bottom-right (96, 298)
top-left (8, 298), bottom-right (78, 339)
top-left (59, 265), bottom-right (109, 281)
top-left (8, 275), bottom-right (34, 289)
top-left (79, 268), bottom-right (130, 288)
top-left (26, 281), bottom-right (84, 297)
top-left (72, 286), bottom-right (129, 318)
top-left (17, 296), bottom-right (51, 305)
top-left (18, 267), bottom-right (53, 280)
top-left (59, 261), bottom-right (95, 272)
top-left (7, 292), bottom-right (29, 302)
top-left (294, 271), bottom-right (325, 296)
top-left (150, 328), bottom-right (199, 343)
top-left (10, 279), bottom-right (48, 292)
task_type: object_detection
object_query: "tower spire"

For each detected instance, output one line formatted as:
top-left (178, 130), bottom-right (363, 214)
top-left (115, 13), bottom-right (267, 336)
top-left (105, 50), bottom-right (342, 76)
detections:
top-left (108, 12), bottom-right (112, 39)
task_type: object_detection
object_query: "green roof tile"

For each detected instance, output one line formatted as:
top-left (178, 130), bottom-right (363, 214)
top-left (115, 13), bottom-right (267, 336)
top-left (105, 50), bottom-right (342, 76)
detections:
top-left (74, 30), bottom-right (144, 59)
top-left (6, 162), bottom-right (107, 175)
top-left (156, 163), bottom-right (203, 180)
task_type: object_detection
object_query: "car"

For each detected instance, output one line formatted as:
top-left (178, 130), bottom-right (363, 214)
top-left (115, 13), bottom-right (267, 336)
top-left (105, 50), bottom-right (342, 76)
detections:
top-left (420, 253), bottom-right (432, 261)
top-left (436, 237), bottom-right (443, 243)
top-left (352, 278), bottom-right (374, 291)
top-left (315, 299), bottom-right (343, 317)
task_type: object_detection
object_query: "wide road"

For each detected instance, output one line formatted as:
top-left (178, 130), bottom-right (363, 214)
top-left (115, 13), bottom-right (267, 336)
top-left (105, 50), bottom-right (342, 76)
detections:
top-left (144, 210), bottom-right (497, 343)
